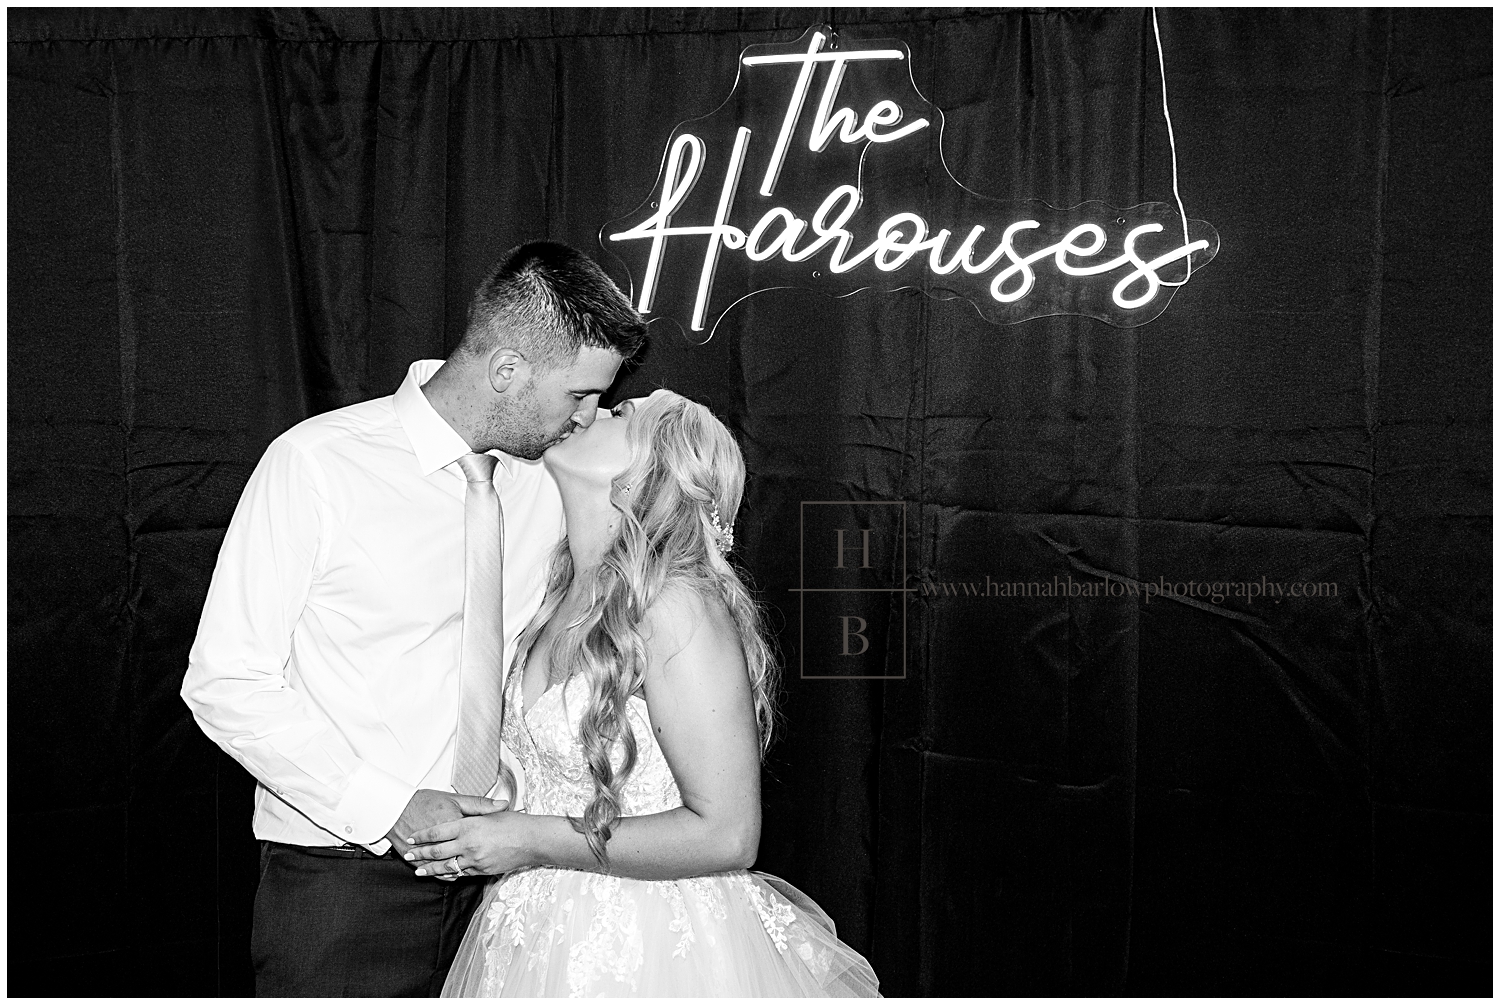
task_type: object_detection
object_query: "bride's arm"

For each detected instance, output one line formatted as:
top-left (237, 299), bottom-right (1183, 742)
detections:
top-left (524, 583), bottom-right (762, 877)
top-left (405, 583), bottom-right (764, 880)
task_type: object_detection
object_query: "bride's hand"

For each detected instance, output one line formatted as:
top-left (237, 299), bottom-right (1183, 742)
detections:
top-left (404, 810), bottom-right (535, 877)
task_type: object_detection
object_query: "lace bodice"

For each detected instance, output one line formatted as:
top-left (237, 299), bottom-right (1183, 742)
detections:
top-left (503, 665), bottom-right (684, 818)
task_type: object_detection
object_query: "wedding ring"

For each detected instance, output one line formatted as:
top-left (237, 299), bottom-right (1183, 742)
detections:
top-left (449, 856), bottom-right (464, 876)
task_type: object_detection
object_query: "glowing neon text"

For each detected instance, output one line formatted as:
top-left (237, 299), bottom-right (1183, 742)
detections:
top-left (605, 27), bottom-right (1214, 333)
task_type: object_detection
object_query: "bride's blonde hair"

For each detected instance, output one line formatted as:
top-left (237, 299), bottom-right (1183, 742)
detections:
top-left (507, 390), bottom-right (778, 869)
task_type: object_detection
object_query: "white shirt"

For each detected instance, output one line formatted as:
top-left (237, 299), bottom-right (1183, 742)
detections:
top-left (182, 359), bottom-right (564, 852)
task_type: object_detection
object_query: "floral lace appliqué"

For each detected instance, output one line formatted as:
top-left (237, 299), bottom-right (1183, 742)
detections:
top-left (737, 875), bottom-right (797, 953)
top-left (651, 881), bottom-right (697, 959)
top-left (565, 873), bottom-right (644, 996)
top-left (506, 670), bottom-right (683, 820)
top-left (684, 875), bottom-right (729, 920)
top-left (478, 867), bottom-right (563, 994)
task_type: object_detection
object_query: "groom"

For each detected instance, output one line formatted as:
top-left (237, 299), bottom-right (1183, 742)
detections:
top-left (183, 242), bottom-right (646, 995)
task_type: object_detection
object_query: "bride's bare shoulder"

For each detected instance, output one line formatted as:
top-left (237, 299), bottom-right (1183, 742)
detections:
top-left (639, 579), bottom-right (736, 665)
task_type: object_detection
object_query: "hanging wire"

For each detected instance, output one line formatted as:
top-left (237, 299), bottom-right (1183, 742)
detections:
top-left (1152, 7), bottom-right (1193, 284)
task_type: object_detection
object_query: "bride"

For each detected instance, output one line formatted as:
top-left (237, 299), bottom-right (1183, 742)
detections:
top-left (405, 388), bottom-right (880, 997)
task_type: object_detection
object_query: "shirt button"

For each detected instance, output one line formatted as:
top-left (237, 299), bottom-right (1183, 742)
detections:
top-left (345, 826), bottom-right (353, 834)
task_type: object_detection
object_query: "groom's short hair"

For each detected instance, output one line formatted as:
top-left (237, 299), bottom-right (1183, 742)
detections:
top-left (458, 242), bottom-right (646, 371)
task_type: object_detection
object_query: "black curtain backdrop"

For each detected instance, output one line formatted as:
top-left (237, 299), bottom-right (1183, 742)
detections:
top-left (8, 7), bottom-right (1491, 997)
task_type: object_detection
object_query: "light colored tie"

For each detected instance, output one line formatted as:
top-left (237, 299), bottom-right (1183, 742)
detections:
top-left (453, 452), bottom-right (505, 796)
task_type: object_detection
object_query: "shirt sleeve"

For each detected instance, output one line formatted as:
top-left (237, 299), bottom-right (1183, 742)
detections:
top-left (181, 434), bottom-right (415, 848)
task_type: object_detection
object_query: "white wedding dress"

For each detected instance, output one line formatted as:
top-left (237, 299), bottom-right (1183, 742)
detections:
top-left (441, 666), bottom-right (881, 997)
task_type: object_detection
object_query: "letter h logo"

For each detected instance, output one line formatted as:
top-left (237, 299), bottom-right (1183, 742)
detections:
top-left (794, 501), bottom-right (908, 679)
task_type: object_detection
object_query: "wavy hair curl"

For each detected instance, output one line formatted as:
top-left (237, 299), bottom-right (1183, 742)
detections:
top-left (505, 391), bottom-right (778, 869)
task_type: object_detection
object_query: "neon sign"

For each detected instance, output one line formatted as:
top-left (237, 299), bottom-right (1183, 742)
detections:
top-left (602, 25), bottom-right (1219, 341)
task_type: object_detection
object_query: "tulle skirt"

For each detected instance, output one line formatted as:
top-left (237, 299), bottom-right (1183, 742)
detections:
top-left (442, 865), bottom-right (880, 997)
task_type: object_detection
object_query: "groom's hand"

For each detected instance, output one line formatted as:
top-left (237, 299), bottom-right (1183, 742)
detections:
top-left (386, 789), bottom-right (508, 873)
top-left (452, 793), bottom-right (508, 816)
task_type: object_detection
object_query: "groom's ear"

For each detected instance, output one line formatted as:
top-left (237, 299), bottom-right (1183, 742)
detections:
top-left (485, 348), bottom-right (526, 394)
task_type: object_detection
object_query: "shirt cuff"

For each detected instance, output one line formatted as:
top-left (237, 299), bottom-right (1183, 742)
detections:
top-left (336, 761), bottom-right (417, 847)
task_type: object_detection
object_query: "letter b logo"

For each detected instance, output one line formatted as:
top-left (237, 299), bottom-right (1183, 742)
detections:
top-left (840, 616), bottom-right (870, 656)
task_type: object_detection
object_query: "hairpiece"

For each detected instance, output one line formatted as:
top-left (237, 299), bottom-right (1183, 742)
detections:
top-left (708, 503), bottom-right (734, 556)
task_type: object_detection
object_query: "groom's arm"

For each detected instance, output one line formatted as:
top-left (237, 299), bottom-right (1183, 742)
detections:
top-left (181, 435), bottom-right (417, 854)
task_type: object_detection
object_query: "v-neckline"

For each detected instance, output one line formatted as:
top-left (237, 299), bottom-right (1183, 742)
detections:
top-left (515, 649), bottom-right (564, 725)
top-left (518, 598), bottom-right (591, 724)
top-left (511, 636), bottom-right (648, 727)
top-left (522, 678), bottom-right (561, 724)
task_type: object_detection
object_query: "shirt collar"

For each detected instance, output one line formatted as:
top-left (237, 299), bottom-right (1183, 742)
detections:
top-left (393, 360), bottom-right (516, 478)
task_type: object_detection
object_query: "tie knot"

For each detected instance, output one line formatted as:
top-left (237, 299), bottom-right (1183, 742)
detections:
top-left (457, 452), bottom-right (499, 483)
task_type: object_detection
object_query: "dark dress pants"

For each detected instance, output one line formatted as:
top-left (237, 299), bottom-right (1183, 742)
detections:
top-left (252, 841), bottom-right (487, 997)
